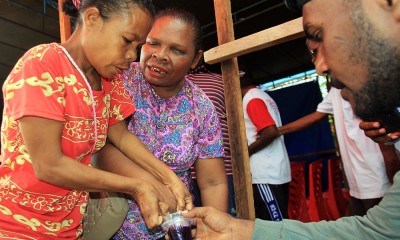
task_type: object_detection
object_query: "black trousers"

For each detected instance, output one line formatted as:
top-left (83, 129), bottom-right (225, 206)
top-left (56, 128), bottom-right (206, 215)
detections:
top-left (253, 183), bottom-right (289, 220)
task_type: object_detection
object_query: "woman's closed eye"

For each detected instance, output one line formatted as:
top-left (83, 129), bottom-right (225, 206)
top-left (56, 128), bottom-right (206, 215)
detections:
top-left (147, 41), bottom-right (159, 47)
top-left (171, 48), bottom-right (184, 55)
top-left (123, 37), bottom-right (133, 44)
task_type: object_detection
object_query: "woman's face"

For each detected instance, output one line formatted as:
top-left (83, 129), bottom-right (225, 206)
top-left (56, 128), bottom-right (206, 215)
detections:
top-left (140, 16), bottom-right (201, 97)
top-left (83, 6), bottom-right (153, 79)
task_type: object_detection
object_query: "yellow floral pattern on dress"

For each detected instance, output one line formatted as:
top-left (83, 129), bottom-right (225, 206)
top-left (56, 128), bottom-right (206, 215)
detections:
top-left (1, 116), bottom-right (20, 154)
top-left (0, 178), bottom-right (89, 236)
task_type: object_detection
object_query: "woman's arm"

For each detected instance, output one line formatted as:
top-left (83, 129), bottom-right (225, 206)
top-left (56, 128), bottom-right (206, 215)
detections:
top-left (194, 157), bottom-right (228, 212)
top-left (19, 116), bottom-right (165, 227)
top-left (107, 121), bottom-right (193, 211)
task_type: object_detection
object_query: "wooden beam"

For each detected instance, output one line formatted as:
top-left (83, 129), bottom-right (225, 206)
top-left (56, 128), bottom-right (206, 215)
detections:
top-left (58, 0), bottom-right (71, 43)
top-left (204, 17), bottom-right (304, 64)
top-left (214, 0), bottom-right (255, 220)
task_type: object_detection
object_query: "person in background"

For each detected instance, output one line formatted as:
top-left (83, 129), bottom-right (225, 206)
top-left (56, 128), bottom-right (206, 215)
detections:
top-left (95, 8), bottom-right (228, 239)
top-left (181, 0), bottom-right (400, 239)
top-left (186, 62), bottom-right (237, 217)
top-left (0, 0), bottom-right (192, 238)
top-left (280, 86), bottom-right (398, 216)
top-left (240, 72), bottom-right (291, 221)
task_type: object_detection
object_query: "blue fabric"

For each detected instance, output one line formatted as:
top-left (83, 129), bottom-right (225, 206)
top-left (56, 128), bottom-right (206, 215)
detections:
top-left (268, 81), bottom-right (336, 192)
top-left (267, 81), bottom-right (335, 161)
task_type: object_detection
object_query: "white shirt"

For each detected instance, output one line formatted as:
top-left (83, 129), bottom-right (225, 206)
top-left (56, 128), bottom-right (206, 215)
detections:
top-left (242, 88), bottom-right (291, 184)
top-left (317, 88), bottom-right (390, 199)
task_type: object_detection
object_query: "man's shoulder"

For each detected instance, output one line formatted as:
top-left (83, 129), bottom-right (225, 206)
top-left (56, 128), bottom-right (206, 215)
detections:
top-left (247, 88), bottom-right (268, 99)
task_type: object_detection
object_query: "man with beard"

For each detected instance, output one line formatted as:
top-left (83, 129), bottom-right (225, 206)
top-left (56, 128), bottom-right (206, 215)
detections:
top-left (180, 0), bottom-right (400, 239)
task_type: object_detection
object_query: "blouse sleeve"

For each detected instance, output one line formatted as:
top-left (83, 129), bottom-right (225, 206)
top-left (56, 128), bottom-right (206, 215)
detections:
top-left (246, 98), bottom-right (276, 132)
top-left (195, 94), bottom-right (225, 159)
top-left (5, 45), bottom-right (67, 121)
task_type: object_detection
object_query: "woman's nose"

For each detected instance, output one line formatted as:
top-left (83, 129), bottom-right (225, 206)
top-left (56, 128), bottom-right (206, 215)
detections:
top-left (151, 48), bottom-right (167, 62)
top-left (125, 48), bottom-right (137, 62)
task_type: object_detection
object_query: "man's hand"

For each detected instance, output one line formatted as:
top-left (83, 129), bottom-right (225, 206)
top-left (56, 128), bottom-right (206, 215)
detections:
top-left (181, 206), bottom-right (254, 240)
top-left (359, 121), bottom-right (400, 144)
top-left (182, 207), bottom-right (234, 240)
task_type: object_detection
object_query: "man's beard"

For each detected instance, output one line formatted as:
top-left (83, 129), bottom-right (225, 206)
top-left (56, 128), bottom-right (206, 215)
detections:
top-left (350, 9), bottom-right (400, 121)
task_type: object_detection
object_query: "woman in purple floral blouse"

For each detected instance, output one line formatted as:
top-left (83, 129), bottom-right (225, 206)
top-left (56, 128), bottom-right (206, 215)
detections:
top-left (95, 8), bottom-right (228, 239)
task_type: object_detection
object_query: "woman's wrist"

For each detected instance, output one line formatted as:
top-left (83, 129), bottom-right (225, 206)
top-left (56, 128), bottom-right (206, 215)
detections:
top-left (126, 178), bottom-right (150, 195)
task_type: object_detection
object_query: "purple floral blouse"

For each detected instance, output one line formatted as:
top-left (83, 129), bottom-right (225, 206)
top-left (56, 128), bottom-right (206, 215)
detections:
top-left (113, 62), bottom-right (224, 239)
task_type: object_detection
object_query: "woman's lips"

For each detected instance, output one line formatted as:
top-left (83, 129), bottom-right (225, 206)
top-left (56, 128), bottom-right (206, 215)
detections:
top-left (149, 65), bottom-right (167, 74)
top-left (147, 65), bottom-right (167, 78)
top-left (115, 67), bottom-right (123, 74)
top-left (115, 66), bottom-right (129, 74)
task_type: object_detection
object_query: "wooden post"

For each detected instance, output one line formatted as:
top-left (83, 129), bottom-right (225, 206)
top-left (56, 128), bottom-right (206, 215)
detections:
top-left (213, 0), bottom-right (255, 220)
top-left (58, 0), bottom-right (71, 43)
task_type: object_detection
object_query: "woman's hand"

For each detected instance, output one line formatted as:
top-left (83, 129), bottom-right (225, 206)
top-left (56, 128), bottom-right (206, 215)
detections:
top-left (94, 143), bottom-right (178, 212)
top-left (131, 180), bottom-right (169, 228)
top-left (107, 122), bottom-right (193, 212)
top-left (359, 121), bottom-right (400, 144)
top-left (146, 173), bottom-right (178, 213)
top-left (165, 176), bottom-right (194, 211)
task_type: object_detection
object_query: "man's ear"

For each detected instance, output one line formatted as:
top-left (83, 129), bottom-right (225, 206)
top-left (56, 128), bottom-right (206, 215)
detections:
top-left (82, 7), bottom-right (101, 29)
top-left (191, 50), bottom-right (203, 69)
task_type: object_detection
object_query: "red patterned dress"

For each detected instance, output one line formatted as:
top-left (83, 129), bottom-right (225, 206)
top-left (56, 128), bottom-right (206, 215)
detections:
top-left (0, 43), bottom-right (134, 239)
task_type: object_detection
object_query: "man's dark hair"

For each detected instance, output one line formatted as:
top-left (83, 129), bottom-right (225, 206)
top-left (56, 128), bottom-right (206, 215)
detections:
top-left (284, 0), bottom-right (310, 12)
top-left (240, 73), bottom-right (259, 88)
